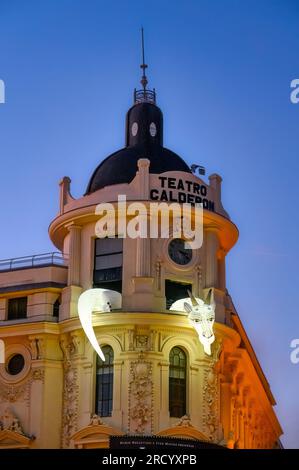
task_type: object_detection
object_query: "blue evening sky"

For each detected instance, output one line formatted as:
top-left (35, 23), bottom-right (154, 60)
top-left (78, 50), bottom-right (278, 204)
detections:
top-left (0, 0), bottom-right (298, 447)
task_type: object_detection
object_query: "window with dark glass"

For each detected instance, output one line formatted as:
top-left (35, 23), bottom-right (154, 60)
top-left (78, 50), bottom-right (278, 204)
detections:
top-left (7, 297), bottom-right (27, 320)
top-left (6, 354), bottom-right (25, 375)
top-left (169, 347), bottom-right (187, 417)
top-left (165, 280), bottom-right (192, 309)
top-left (95, 345), bottom-right (114, 417)
top-left (93, 238), bottom-right (123, 293)
top-left (53, 298), bottom-right (60, 317)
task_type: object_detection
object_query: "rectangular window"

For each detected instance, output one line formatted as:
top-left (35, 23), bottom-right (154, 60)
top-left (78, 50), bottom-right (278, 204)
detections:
top-left (165, 280), bottom-right (192, 309)
top-left (95, 346), bottom-right (114, 417)
top-left (96, 371), bottom-right (114, 417)
top-left (93, 238), bottom-right (123, 293)
top-left (7, 297), bottom-right (27, 320)
top-left (169, 376), bottom-right (186, 417)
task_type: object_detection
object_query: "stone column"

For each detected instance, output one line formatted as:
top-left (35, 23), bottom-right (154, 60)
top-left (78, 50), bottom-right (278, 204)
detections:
top-left (137, 158), bottom-right (150, 200)
top-left (238, 407), bottom-right (245, 449)
top-left (79, 362), bottom-right (93, 428)
top-left (227, 394), bottom-right (237, 449)
top-left (59, 176), bottom-right (71, 215)
top-left (60, 223), bottom-right (82, 320)
top-left (220, 381), bottom-right (232, 444)
top-left (189, 365), bottom-right (200, 428)
top-left (217, 248), bottom-right (226, 291)
top-left (67, 223), bottom-right (82, 286)
top-left (112, 360), bottom-right (124, 425)
top-left (158, 361), bottom-right (170, 429)
top-left (205, 229), bottom-right (219, 288)
top-left (209, 174), bottom-right (223, 214)
top-left (248, 422), bottom-right (254, 449)
top-left (136, 236), bottom-right (151, 277)
top-left (135, 158), bottom-right (151, 277)
top-left (234, 401), bottom-right (240, 447)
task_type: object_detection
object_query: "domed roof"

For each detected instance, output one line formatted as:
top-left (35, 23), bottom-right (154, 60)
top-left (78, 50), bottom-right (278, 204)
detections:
top-left (86, 70), bottom-right (192, 194)
top-left (86, 143), bottom-right (192, 194)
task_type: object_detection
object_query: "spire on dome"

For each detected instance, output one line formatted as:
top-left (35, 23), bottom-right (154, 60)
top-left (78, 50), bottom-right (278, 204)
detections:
top-left (134, 27), bottom-right (156, 104)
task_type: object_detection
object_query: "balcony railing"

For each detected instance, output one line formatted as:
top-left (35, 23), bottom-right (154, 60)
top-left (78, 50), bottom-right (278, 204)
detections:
top-left (0, 252), bottom-right (68, 272)
top-left (134, 88), bottom-right (156, 104)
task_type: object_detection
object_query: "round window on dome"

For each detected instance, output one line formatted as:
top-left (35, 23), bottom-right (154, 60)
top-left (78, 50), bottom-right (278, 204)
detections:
top-left (131, 122), bottom-right (138, 137)
top-left (6, 354), bottom-right (25, 375)
top-left (149, 122), bottom-right (157, 137)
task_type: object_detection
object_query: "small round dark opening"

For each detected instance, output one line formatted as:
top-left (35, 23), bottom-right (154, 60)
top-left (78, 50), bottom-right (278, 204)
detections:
top-left (6, 354), bottom-right (25, 375)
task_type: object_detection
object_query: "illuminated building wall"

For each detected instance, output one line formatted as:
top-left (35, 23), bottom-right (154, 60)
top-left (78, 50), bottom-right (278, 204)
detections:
top-left (0, 78), bottom-right (282, 449)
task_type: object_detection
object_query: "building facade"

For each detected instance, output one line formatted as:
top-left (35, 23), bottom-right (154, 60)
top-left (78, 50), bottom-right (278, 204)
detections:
top-left (0, 74), bottom-right (282, 449)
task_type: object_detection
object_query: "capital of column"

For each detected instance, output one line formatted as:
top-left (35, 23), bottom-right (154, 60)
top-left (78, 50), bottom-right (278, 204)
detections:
top-left (65, 222), bottom-right (82, 232)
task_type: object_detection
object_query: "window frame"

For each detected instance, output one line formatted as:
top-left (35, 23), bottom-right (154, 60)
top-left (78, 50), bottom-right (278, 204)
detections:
top-left (95, 345), bottom-right (114, 417)
top-left (7, 297), bottom-right (28, 320)
top-left (93, 237), bottom-right (123, 292)
top-left (169, 346), bottom-right (187, 418)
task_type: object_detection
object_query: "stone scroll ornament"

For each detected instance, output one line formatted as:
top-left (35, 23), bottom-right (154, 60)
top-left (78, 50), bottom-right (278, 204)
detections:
top-left (170, 289), bottom-right (215, 355)
top-left (77, 288), bottom-right (121, 361)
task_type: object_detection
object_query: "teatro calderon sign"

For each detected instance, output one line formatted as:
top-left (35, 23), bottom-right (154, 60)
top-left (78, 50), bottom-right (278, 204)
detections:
top-left (149, 176), bottom-right (215, 212)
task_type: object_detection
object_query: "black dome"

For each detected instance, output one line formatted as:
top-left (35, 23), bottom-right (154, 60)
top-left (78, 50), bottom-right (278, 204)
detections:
top-left (86, 99), bottom-right (192, 194)
top-left (86, 143), bottom-right (192, 193)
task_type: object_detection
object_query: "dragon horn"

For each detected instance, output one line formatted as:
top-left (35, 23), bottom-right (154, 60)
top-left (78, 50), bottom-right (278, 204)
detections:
top-left (205, 288), bottom-right (213, 305)
top-left (187, 289), bottom-right (198, 306)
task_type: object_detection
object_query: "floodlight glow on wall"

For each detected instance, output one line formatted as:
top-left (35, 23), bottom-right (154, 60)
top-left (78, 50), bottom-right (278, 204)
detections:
top-left (78, 288), bottom-right (122, 362)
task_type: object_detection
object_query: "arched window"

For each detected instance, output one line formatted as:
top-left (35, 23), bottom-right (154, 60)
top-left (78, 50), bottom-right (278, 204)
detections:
top-left (169, 347), bottom-right (187, 417)
top-left (95, 345), bottom-right (114, 417)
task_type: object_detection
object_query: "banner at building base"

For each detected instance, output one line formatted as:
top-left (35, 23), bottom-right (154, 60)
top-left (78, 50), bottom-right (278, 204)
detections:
top-left (109, 435), bottom-right (223, 450)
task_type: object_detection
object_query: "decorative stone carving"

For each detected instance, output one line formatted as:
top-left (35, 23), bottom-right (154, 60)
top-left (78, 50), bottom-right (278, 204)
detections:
top-left (29, 338), bottom-right (38, 360)
top-left (175, 414), bottom-right (193, 427)
top-left (128, 329), bottom-right (134, 351)
top-left (149, 330), bottom-right (156, 351)
top-left (0, 382), bottom-right (29, 403)
top-left (128, 354), bottom-right (153, 434)
top-left (0, 408), bottom-right (24, 435)
top-left (127, 330), bottom-right (156, 352)
top-left (202, 340), bottom-right (222, 442)
top-left (155, 258), bottom-right (162, 291)
top-left (60, 335), bottom-right (79, 448)
top-left (130, 403), bottom-right (150, 433)
top-left (70, 333), bottom-right (81, 355)
top-left (29, 336), bottom-right (45, 360)
top-left (31, 368), bottom-right (45, 382)
top-left (36, 338), bottom-right (45, 359)
top-left (202, 366), bottom-right (218, 441)
top-left (135, 335), bottom-right (149, 350)
top-left (0, 367), bottom-right (44, 405)
top-left (89, 414), bottom-right (104, 426)
top-left (196, 264), bottom-right (203, 295)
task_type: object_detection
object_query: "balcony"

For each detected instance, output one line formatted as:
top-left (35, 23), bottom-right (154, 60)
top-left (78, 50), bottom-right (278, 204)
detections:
top-left (134, 88), bottom-right (156, 104)
top-left (0, 252), bottom-right (68, 273)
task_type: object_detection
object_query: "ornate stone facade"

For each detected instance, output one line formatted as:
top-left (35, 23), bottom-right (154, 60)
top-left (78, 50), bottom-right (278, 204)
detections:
top-left (128, 354), bottom-right (153, 434)
top-left (60, 335), bottom-right (80, 448)
top-left (0, 84), bottom-right (282, 449)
